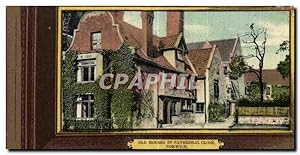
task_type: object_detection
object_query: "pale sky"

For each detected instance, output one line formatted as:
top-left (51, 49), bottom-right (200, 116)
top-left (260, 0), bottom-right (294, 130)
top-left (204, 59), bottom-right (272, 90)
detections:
top-left (124, 11), bottom-right (290, 69)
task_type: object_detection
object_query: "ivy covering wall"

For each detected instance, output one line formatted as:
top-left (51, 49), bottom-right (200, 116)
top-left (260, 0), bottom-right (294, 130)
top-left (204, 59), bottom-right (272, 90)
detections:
top-left (108, 43), bottom-right (136, 129)
top-left (62, 43), bottom-right (139, 131)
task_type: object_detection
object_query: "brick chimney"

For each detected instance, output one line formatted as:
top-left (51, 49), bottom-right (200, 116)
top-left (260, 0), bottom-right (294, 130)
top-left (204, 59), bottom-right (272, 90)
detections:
top-left (167, 11), bottom-right (184, 36)
top-left (141, 11), bottom-right (154, 57)
top-left (112, 11), bottom-right (124, 23)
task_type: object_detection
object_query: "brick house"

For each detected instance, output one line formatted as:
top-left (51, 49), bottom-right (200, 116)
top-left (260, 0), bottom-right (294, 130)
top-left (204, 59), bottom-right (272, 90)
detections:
top-left (244, 69), bottom-right (289, 101)
top-left (188, 38), bottom-right (245, 116)
top-left (64, 11), bottom-right (203, 128)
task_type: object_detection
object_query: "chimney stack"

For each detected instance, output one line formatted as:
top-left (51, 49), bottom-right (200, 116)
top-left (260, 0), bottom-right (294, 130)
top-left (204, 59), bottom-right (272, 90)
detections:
top-left (167, 11), bottom-right (184, 36)
top-left (141, 11), bottom-right (154, 57)
top-left (112, 11), bottom-right (124, 23)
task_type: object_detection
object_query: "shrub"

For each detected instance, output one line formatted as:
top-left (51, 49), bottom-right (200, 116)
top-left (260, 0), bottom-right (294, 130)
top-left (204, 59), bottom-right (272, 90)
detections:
top-left (208, 102), bottom-right (225, 122)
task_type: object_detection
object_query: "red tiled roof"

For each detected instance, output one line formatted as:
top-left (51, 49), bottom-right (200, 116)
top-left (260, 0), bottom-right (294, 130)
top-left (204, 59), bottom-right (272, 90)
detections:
top-left (135, 49), bottom-right (178, 72)
top-left (156, 34), bottom-right (180, 49)
top-left (118, 21), bottom-right (186, 73)
top-left (118, 22), bottom-right (142, 48)
top-left (244, 69), bottom-right (289, 86)
top-left (209, 38), bottom-right (237, 62)
top-left (187, 38), bottom-right (237, 62)
top-left (119, 22), bottom-right (180, 51)
top-left (73, 12), bottom-right (188, 74)
top-left (187, 48), bottom-right (212, 77)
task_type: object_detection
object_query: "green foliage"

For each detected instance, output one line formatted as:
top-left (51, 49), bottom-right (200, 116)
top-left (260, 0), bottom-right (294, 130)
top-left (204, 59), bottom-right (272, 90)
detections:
top-left (272, 85), bottom-right (289, 103)
top-left (276, 40), bottom-right (290, 86)
top-left (244, 81), bottom-right (289, 106)
top-left (208, 102), bottom-right (225, 122)
top-left (277, 55), bottom-right (290, 79)
top-left (108, 43), bottom-right (136, 129)
top-left (110, 43), bottom-right (135, 75)
top-left (111, 89), bottom-right (134, 129)
top-left (132, 91), bottom-right (154, 127)
top-left (229, 56), bottom-right (247, 80)
top-left (277, 40), bottom-right (290, 53)
top-left (62, 43), bottom-right (142, 130)
top-left (62, 51), bottom-right (110, 131)
top-left (62, 51), bottom-right (77, 121)
top-left (238, 96), bottom-right (289, 107)
top-left (246, 81), bottom-right (263, 101)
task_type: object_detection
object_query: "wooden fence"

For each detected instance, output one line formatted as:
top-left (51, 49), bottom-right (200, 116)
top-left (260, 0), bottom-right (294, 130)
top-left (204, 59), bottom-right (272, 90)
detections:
top-left (238, 106), bottom-right (289, 116)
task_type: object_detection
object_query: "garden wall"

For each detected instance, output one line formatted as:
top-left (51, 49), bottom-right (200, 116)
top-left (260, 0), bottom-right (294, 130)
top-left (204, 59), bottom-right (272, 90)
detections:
top-left (237, 107), bottom-right (289, 125)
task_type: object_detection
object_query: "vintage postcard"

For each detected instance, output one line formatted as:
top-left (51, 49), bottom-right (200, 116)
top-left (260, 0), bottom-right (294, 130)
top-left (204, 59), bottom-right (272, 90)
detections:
top-left (6, 6), bottom-right (295, 150)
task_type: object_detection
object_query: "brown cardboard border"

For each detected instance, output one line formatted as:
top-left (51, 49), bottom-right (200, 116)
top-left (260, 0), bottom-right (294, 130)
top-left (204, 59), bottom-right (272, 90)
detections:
top-left (6, 6), bottom-right (295, 150)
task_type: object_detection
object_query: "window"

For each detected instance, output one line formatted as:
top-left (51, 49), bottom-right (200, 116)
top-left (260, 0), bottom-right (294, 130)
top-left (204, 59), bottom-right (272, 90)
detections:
top-left (224, 66), bottom-right (228, 76)
top-left (77, 60), bottom-right (96, 82)
top-left (181, 100), bottom-right (192, 111)
top-left (265, 85), bottom-right (272, 96)
top-left (170, 102), bottom-right (177, 116)
top-left (245, 87), bottom-right (248, 95)
top-left (91, 32), bottom-right (101, 49)
top-left (177, 50), bottom-right (184, 60)
top-left (196, 103), bottom-right (205, 113)
top-left (213, 80), bottom-right (219, 98)
top-left (75, 94), bottom-right (94, 119)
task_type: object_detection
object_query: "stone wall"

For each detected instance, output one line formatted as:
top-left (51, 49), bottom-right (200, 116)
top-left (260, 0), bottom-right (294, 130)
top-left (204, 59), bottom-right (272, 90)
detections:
top-left (208, 47), bottom-right (226, 104)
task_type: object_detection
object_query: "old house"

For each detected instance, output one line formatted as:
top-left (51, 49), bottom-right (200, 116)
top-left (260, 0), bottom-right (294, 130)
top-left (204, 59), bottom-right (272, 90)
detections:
top-left (244, 69), bottom-right (289, 101)
top-left (63, 11), bottom-right (202, 129)
top-left (187, 45), bottom-right (226, 123)
top-left (187, 38), bottom-right (245, 116)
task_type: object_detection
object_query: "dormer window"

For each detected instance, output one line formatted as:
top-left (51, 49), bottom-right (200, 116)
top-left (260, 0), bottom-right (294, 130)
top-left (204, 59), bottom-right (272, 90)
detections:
top-left (177, 50), bottom-right (184, 60)
top-left (91, 32), bottom-right (101, 50)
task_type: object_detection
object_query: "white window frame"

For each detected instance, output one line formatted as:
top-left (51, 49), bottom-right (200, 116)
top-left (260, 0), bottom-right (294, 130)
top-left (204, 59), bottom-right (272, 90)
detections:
top-left (91, 32), bottom-right (102, 50)
top-left (77, 59), bottom-right (96, 82)
top-left (181, 100), bottom-right (193, 111)
top-left (75, 94), bottom-right (95, 120)
top-left (265, 85), bottom-right (272, 96)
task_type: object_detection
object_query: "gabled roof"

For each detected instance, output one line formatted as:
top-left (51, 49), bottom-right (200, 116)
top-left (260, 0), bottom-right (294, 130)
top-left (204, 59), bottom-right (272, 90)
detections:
top-left (119, 22), bottom-right (182, 51)
top-left (187, 42), bottom-right (207, 51)
top-left (118, 21), bottom-right (187, 73)
top-left (72, 11), bottom-right (189, 73)
top-left (156, 34), bottom-right (182, 50)
top-left (187, 38), bottom-right (238, 62)
top-left (187, 48), bottom-right (213, 77)
top-left (244, 69), bottom-right (289, 86)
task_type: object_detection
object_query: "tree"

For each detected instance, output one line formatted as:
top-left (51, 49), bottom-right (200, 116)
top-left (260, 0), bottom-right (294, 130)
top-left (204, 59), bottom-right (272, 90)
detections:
top-left (276, 41), bottom-right (290, 79)
top-left (229, 23), bottom-right (267, 102)
top-left (62, 11), bottom-right (86, 51)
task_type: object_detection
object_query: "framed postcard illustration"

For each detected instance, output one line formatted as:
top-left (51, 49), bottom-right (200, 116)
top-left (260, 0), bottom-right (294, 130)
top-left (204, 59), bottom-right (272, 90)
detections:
top-left (6, 6), bottom-right (295, 150)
